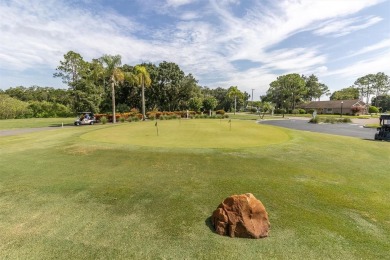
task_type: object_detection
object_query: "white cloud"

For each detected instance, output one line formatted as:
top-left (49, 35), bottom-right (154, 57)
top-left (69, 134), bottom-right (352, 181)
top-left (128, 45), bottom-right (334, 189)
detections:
top-left (324, 49), bottom-right (390, 79)
top-left (0, 0), bottom-right (388, 94)
top-left (165, 0), bottom-right (195, 8)
top-left (348, 38), bottom-right (390, 57)
top-left (314, 16), bottom-right (383, 37)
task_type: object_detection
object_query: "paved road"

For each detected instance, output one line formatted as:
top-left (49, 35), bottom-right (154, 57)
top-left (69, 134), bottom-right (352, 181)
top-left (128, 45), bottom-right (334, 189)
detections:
top-left (0, 126), bottom-right (64, 137)
top-left (259, 119), bottom-right (378, 140)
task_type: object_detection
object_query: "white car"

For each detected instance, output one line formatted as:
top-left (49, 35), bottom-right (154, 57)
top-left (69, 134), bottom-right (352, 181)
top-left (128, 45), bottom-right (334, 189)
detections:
top-left (74, 112), bottom-right (96, 126)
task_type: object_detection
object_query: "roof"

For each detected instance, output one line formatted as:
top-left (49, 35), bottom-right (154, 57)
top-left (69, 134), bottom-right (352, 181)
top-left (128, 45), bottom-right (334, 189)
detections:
top-left (299, 99), bottom-right (366, 109)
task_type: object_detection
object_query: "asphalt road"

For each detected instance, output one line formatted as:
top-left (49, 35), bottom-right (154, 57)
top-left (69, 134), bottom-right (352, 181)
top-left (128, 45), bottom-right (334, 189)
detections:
top-left (259, 119), bottom-right (378, 140)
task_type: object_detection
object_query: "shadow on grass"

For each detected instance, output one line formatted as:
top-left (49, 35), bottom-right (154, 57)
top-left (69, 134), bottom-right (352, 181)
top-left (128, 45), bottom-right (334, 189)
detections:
top-left (205, 216), bottom-right (216, 234)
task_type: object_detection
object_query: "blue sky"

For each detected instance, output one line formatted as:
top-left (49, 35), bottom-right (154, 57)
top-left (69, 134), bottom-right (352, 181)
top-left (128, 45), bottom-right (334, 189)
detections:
top-left (1, 0), bottom-right (389, 100)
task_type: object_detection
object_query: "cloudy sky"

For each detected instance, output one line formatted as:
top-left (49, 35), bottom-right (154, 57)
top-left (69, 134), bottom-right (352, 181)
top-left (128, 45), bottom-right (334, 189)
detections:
top-left (1, 0), bottom-right (389, 99)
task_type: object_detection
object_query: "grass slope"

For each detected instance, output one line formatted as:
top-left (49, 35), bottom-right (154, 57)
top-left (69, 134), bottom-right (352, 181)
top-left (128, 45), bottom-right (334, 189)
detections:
top-left (0, 120), bottom-right (389, 259)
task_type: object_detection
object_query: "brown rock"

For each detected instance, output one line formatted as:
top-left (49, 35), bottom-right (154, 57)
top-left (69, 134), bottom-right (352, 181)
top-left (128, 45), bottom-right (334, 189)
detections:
top-left (211, 193), bottom-right (270, 238)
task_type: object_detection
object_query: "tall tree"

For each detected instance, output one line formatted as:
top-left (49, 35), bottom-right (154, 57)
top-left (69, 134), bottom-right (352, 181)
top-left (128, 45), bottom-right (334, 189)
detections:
top-left (101, 54), bottom-right (124, 123)
top-left (134, 65), bottom-right (152, 120)
top-left (207, 87), bottom-right (230, 111)
top-left (371, 95), bottom-right (390, 112)
top-left (354, 74), bottom-right (375, 104)
top-left (268, 74), bottom-right (306, 111)
top-left (53, 51), bottom-right (85, 87)
top-left (330, 86), bottom-right (359, 100)
top-left (154, 61), bottom-right (185, 111)
top-left (372, 72), bottom-right (390, 106)
top-left (227, 86), bottom-right (244, 115)
top-left (303, 74), bottom-right (330, 101)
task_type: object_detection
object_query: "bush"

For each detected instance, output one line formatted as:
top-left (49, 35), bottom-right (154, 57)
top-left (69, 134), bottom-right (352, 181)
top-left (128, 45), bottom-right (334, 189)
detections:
top-left (274, 108), bottom-right (286, 114)
top-left (324, 117), bottom-right (336, 124)
top-left (0, 94), bottom-right (31, 119)
top-left (249, 107), bottom-right (257, 113)
top-left (308, 109), bottom-right (315, 114)
top-left (311, 116), bottom-right (352, 124)
top-left (101, 116), bottom-right (108, 124)
top-left (119, 117), bottom-right (125, 123)
top-left (368, 106), bottom-right (379, 114)
top-left (351, 106), bottom-right (363, 115)
top-left (299, 109), bottom-right (306, 114)
top-left (216, 110), bottom-right (226, 115)
top-left (291, 109), bottom-right (300, 115)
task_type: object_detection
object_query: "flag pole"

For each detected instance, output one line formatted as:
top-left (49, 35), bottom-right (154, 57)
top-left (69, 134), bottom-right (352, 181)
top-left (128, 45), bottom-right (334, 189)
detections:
top-left (155, 121), bottom-right (159, 136)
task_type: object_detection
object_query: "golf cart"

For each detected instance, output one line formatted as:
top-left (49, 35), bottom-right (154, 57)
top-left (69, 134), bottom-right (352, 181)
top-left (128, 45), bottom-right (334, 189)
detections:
top-left (74, 112), bottom-right (96, 126)
top-left (374, 115), bottom-right (390, 141)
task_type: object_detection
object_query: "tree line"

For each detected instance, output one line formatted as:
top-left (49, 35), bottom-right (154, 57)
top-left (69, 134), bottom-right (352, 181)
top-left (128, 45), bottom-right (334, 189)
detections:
top-left (0, 51), bottom-right (251, 119)
top-left (262, 72), bottom-right (390, 113)
top-left (1, 50), bottom-right (389, 119)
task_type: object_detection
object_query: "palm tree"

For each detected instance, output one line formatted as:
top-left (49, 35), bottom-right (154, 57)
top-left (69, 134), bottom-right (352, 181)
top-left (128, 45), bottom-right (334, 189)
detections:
top-left (227, 86), bottom-right (244, 115)
top-left (134, 65), bottom-right (152, 120)
top-left (101, 55), bottom-right (124, 123)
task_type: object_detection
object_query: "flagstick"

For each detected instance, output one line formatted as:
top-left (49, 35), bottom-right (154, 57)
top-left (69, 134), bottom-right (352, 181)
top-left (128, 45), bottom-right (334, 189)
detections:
top-left (155, 121), bottom-right (159, 136)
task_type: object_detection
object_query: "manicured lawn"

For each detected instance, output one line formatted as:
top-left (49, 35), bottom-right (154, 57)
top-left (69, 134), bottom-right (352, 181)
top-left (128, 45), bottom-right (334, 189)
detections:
top-left (0, 119), bottom-right (389, 259)
top-left (0, 118), bottom-right (75, 129)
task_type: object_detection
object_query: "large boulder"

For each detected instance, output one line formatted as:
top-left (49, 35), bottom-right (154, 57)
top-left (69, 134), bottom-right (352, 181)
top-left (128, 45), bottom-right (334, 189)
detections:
top-left (211, 193), bottom-right (270, 238)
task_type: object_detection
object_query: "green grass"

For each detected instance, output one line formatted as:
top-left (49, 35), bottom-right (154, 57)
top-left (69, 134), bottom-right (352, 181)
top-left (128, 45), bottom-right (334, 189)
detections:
top-left (0, 117), bottom-right (75, 129)
top-left (1, 119), bottom-right (389, 259)
top-left (82, 119), bottom-right (289, 148)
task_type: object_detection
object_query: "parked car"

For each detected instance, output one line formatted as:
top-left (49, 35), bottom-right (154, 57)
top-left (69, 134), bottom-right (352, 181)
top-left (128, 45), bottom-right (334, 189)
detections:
top-left (374, 114), bottom-right (390, 141)
top-left (74, 112), bottom-right (96, 126)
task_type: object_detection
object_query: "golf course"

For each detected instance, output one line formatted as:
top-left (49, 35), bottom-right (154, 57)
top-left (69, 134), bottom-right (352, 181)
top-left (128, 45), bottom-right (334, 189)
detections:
top-left (1, 118), bottom-right (389, 259)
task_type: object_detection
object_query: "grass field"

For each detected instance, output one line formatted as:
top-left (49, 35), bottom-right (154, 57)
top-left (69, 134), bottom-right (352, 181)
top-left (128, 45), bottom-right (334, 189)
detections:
top-left (0, 117), bottom-right (75, 129)
top-left (1, 119), bottom-right (389, 259)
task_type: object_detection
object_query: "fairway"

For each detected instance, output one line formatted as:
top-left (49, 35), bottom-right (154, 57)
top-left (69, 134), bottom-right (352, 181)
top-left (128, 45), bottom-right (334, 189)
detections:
top-left (81, 119), bottom-right (290, 148)
top-left (1, 119), bottom-right (389, 259)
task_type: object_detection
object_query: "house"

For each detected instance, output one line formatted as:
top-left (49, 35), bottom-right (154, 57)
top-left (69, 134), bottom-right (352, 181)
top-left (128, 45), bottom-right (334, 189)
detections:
top-left (298, 99), bottom-right (366, 115)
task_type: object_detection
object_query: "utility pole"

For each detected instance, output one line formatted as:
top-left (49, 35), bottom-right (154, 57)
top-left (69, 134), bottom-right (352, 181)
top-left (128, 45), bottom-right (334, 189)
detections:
top-left (251, 89), bottom-right (255, 106)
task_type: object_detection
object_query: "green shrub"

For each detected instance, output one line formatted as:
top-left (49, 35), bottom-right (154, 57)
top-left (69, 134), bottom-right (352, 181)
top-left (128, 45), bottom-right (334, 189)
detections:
top-left (119, 117), bottom-right (125, 123)
top-left (308, 109), bottom-right (315, 114)
top-left (299, 109), bottom-right (306, 114)
top-left (292, 109), bottom-right (300, 115)
top-left (324, 117), bottom-right (336, 124)
top-left (369, 106), bottom-right (379, 114)
top-left (101, 116), bottom-right (108, 124)
top-left (274, 108), bottom-right (286, 114)
top-left (216, 109), bottom-right (226, 115)
top-left (341, 118), bottom-right (352, 123)
top-left (309, 117), bottom-right (319, 124)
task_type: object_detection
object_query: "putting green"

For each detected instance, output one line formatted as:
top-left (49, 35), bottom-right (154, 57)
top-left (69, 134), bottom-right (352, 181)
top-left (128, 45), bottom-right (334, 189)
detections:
top-left (81, 119), bottom-right (290, 148)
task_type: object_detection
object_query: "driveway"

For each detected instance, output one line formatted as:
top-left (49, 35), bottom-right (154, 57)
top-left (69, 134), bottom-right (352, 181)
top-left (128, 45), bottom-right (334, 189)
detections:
top-left (259, 117), bottom-right (378, 140)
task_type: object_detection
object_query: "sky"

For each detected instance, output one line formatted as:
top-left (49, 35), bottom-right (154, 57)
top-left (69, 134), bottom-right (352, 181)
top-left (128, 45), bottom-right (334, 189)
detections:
top-left (0, 0), bottom-right (389, 100)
